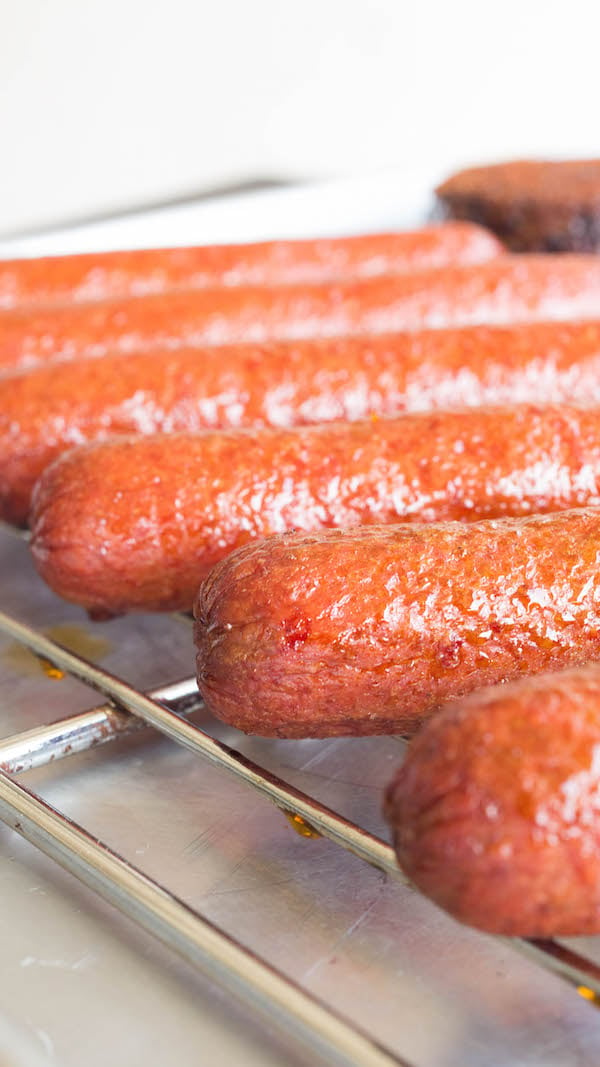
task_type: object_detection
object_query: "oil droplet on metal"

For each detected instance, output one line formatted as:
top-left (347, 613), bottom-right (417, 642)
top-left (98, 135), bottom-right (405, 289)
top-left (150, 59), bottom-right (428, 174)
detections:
top-left (38, 657), bottom-right (65, 681)
top-left (2, 622), bottom-right (113, 681)
top-left (2, 643), bottom-right (62, 680)
top-left (283, 810), bottom-right (322, 839)
top-left (577, 985), bottom-right (600, 1004)
top-left (44, 623), bottom-right (113, 661)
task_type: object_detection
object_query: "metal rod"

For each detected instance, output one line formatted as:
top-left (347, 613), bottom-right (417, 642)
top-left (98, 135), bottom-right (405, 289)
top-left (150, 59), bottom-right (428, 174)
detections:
top-left (514, 939), bottom-right (600, 998)
top-left (0, 611), bottom-right (396, 874)
top-left (2, 611), bottom-right (600, 1005)
top-left (0, 770), bottom-right (407, 1067)
top-left (0, 677), bottom-right (202, 775)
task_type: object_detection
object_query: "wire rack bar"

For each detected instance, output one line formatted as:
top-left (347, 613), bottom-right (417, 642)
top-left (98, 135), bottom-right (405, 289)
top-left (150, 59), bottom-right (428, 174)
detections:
top-left (0, 769), bottom-right (407, 1067)
top-left (0, 611), bottom-right (395, 873)
top-left (0, 677), bottom-right (201, 775)
top-left (1, 610), bottom-right (600, 1009)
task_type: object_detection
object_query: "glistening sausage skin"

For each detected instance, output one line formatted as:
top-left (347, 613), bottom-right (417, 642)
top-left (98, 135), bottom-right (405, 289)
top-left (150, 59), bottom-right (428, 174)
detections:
top-left (384, 664), bottom-right (600, 937)
top-left (0, 223), bottom-right (503, 310)
top-left (4, 255), bottom-right (600, 372)
top-left (195, 510), bottom-right (600, 737)
top-left (29, 407), bottom-right (600, 613)
top-left (8, 320), bottom-right (600, 524)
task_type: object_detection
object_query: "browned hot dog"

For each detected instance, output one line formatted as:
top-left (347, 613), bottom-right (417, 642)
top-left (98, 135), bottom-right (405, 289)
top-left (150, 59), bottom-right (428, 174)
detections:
top-left (0, 223), bottom-right (503, 309)
top-left (436, 159), bottom-right (600, 252)
top-left (4, 255), bottom-right (600, 373)
top-left (384, 663), bottom-right (600, 936)
top-left (194, 509), bottom-right (600, 737)
top-left (8, 320), bottom-right (600, 525)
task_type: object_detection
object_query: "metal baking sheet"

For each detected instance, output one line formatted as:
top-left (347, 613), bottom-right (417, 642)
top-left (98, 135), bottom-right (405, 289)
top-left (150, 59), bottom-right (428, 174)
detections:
top-left (3, 178), bottom-right (600, 1066)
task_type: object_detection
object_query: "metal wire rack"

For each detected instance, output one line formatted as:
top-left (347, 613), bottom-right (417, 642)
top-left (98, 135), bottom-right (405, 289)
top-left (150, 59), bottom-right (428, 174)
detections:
top-left (6, 171), bottom-right (600, 1065)
top-left (2, 594), bottom-right (600, 1067)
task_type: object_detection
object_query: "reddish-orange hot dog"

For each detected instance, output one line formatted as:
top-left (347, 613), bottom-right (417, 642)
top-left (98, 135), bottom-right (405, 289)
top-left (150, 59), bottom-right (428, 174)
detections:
top-left (7, 320), bottom-right (600, 525)
top-left (194, 509), bottom-right (600, 737)
top-left (385, 663), bottom-right (600, 936)
top-left (4, 255), bottom-right (600, 373)
top-left (30, 407), bottom-right (600, 616)
top-left (0, 223), bottom-right (502, 310)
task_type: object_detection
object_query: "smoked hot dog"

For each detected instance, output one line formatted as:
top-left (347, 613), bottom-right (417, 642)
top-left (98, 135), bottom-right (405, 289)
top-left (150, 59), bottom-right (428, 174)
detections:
top-left (0, 223), bottom-right (502, 310)
top-left (384, 663), bottom-right (600, 936)
top-left (194, 509), bottom-right (600, 737)
top-left (4, 255), bottom-right (600, 373)
top-left (8, 320), bottom-right (600, 525)
top-left (29, 407), bottom-right (600, 612)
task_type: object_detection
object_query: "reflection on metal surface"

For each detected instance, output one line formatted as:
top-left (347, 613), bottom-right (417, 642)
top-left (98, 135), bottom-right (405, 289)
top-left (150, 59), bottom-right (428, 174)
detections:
top-left (2, 621), bottom-right (112, 681)
top-left (2, 605), bottom-right (600, 1051)
top-left (0, 677), bottom-right (201, 776)
top-left (42, 623), bottom-right (114, 662)
top-left (0, 770), bottom-right (407, 1067)
top-left (518, 939), bottom-right (600, 1000)
top-left (3, 644), bottom-right (64, 680)
top-left (0, 611), bottom-right (399, 876)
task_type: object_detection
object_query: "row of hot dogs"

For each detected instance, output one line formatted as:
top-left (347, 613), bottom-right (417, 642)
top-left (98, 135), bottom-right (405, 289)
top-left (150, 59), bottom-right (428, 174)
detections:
top-left (4, 218), bottom-right (600, 939)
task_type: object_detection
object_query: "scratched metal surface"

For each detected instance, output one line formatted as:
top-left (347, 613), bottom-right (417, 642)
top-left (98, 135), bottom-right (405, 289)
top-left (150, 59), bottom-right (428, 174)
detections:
top-left (3, 181), bottom-right (600, 1066)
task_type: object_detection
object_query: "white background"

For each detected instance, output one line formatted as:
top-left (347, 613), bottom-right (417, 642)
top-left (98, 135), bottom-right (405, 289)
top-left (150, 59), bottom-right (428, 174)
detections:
top-left (1, 0), bottom-right (600, 234)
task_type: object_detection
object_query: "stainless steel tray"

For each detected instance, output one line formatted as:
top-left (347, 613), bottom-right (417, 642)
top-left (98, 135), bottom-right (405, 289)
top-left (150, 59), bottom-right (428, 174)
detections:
top-left (3, 177), bottom-right (600, 1067)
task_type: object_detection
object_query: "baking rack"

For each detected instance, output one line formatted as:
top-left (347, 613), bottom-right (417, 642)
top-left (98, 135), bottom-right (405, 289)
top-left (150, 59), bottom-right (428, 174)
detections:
top-left (1, 604), bottom-right (600, 1066)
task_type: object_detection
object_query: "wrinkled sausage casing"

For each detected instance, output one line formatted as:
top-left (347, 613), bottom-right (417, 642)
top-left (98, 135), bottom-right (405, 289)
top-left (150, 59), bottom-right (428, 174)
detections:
top-left (195, 509), bottom-right (600, 738)
top-left (0, 223), bottom-right (503, 310)
top-left (8, 320), bottom-right (600, 525)
top-left (29, 405), bottom-right (600, 614)
top-left (384, 663), bottom-right (600, 937)
top-left (4, 255), bottom-right (600, 373)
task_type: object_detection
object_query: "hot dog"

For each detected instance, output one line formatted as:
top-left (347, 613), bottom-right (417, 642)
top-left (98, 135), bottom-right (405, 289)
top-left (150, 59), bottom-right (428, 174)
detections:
top-left (384, 663), bottom-right (600, 936)
top-left (0, 223), bottom-right (503, 310)
top-left (436, 159), bottom-right (600, 252)
top-left (194, 509), bottom-right (600, 737)
top-left (4, 255), bottom-right (600, 373)
top-left (29, 408), bottom-right (600, 614)
top-left (8, 320), bottom-right (600, 526)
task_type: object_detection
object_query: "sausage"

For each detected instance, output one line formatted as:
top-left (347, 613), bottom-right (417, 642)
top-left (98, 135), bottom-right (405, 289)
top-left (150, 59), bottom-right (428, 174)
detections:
top-left (8, 319), bottom-right (600, 526)
top-left (384, 663), bottom-right (600, 936)
top-left (29, 407), bottom-right (600, 614)
top-left (194, 509), bottom-right (600, 738)
top-left (4, 254), bottom-right (600, 373)
top-left (436, 159), bottom-right (600, 252)
top-left (0, 223), bottom-right (503, 310)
